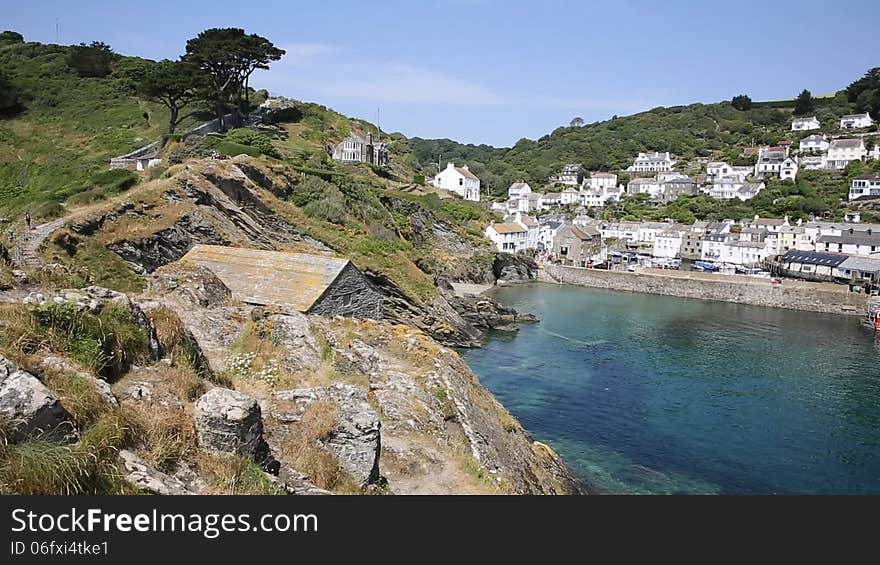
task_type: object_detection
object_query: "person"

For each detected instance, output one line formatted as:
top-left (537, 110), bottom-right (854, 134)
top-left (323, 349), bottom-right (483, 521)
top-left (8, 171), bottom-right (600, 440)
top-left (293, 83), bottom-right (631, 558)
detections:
top-left (24, 211), bottom-right (31, 231)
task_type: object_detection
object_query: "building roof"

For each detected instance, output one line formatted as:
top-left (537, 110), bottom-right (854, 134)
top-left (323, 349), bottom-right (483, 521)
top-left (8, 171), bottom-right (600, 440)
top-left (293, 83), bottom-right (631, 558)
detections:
top-left (568, 225), bottom-right (599, 239)
top-left (839, 255), bottom-right (880, 273)
top-left (454, 166), bottom-right (479, 180)
top-left (180, 245), bottom-right (352, 312)
top-left (792, 116), bottom-right (818, 123)
top-left (752, 217), bottom-right (786, 226)
top-left (818, 233), bottom-right (880, 246)
top-left (590, 172), bottom-right (616, 178)
top-left (842, 113), bottom-right (871, 119)
top-left (491, 222), bottom-right (528, 234)
top-left (854, 173), bottom-right (880, 181)
top-left (830, 138), bottom-right (864, 149)
top-left (781, 249), bottom-right (849, 267)
top-left (509, 182), bottom-right (530, 191)
top-left (800, 134), bottom-right (826, 142)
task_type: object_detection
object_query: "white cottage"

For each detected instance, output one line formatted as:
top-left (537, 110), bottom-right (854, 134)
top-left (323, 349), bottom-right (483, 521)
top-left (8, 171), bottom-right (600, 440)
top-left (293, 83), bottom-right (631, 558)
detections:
top-left (799, 134), bottom-right (829, 154)
top-left (791, 116), bottom-right (820, 131)
top-left (840, 113), bottom-right (875, 130)
top-left (586, 172), bottom-right (618, 190)
top-left (849, 173), bottom-right (880, 201)
top-left (434, 162), bottom-right (480, 201)
top-left (627, 151), bottom-right (676, 173)
top-left (826, 139), bottom-right (866, 170)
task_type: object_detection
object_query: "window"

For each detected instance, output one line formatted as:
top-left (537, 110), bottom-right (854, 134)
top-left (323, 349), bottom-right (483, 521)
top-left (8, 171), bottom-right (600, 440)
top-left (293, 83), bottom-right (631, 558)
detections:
top-left (459, 179), bottom-right (463, 186)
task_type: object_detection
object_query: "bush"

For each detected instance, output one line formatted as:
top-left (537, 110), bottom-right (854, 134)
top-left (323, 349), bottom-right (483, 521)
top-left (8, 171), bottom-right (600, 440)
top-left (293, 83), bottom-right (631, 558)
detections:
top-left (224, 129), bottom-right (280, 158)
top-left (66, 42), bottom-right (114, 78)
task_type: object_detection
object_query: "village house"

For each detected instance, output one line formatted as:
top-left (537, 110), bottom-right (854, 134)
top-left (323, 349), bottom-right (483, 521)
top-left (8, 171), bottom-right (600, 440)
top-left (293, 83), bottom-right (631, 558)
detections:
top-left (848, 173), bottom-right (880, 201)
top-left (777, 225), bottom-right (810, 252)
top-left (779, 156), bottom-right (799, 180)
top-left (627, 177), bottom-right (663, 199)
top-left (817, 230), bottom-right (880, 256)
top-left (837, 255), bottom-right (880, 282)
top-left (747, 216), bottom-right (790, 233)
top-left (754, 148), bottom-right (788, 178)
top-left (680, 221), bottom-right (709, 260)
top-left (706, 162), bottom-right (734, 181)
top-left (627, 151), bottom-right (676, 173)
top-left (506, 212), bottom-right (540, 249)
top-left (550, 164), bottom-right (585, 186)
top-left (553, 224), bottom-right (602, 267)
top-left (434, 162), bottom-right (480, 201)
top-left (484, 221), bottom-right (529, 252)
top-left (839, 113), bottom-right (875, 130)
top-left (507, 182), bottom-right (532, 199)
top-left (705, 176), bottom-right (764, 200)
top-left (638, 222), bottom-right (672, 244)
top-left (541, 192), bottom-right (563, 207)
top-left (580, 185), bottom-right (622, 207)
top-left (799, 134), bottom-right (829, 153)
top-left (600, 221), bottom-right (641, 242)
top-left (660, 176), bottom-right (700, 202)
top-left (803, 221), bottom-right (880, 246)
top-left (586, 172), bottom-right (618, 190)
top-left (720, 240), bottom-right (771, 267)
top-left (560, 186), bottom-right (581, 205)
top-left (791, 116), bottom-right (821, 131)
top-left (180, 245), bottom-right (384, 318)
top-left (778, 250), bottom-right (848, 279)
top-left (701, 232), bottom-right (728, 262)
top-left (652, 229), bottom-right (685, 259)
top-left (826, 139), bottom-right (866, 169)
top-left (331, 133), bottom-right (389, 167)
top-left (538, 220), bottom-right (564, 251)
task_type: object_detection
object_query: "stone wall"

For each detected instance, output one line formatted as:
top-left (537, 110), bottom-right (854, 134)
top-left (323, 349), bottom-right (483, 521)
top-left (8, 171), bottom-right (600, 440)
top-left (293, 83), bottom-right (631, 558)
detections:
top-left (544, 264), bottom-right (868, 316)
top-left (309, 263), bottom-right (384, 319)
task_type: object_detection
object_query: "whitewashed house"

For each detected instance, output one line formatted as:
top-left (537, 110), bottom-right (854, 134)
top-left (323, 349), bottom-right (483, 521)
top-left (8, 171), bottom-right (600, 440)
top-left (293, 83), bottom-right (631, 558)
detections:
top-left (849, 173), bottom-right (880, 201)
top-left (839, 113), bottom-right (875, 129)
top-left (701, 233), bottom-right (729, 261)
top-left (652, 229), bottom-right (685, 258)
top-left (791, 116), bottom-right (820, 131)
top-left (541, 193), bottom-right (563, 207)
top-left (706, 162), bottom-right (734, 181)
top-left (538, 220), bottom-right (565, 251)
top-left (638, 222), bottom-right (669, 244)
top-left (627, 151), bottom-right (676, 172)
top-left (720, 240), bottom-right (771, 266)
top-left (754, 149), bottom-right (788, 178)
top-left (507, 182), bottom-right (532, 199)
top-left (509, 212), bottom-right (540, 249)
top-left (600, 221), bottom-right (640, 242)
top-left (780, 156), bottom-right (799, 181)
top-left (817, 230), bottom-right (880, 256)
top-left (747, 216), bottom-right (790, 233)
top-left (799, 134), bottom-right (829, 154)
top-left (826, 139), bottom-right (866, 169)
top-left (484, 221), bottom-right (529, 252)
top-left (705, 176), bottom-right (764, 201)
top-left (560, 186), bottom-right (580, 205)
top-left (581, 185), bottom-right (621, 208)
top-left (586, 172), bottom-right (618, 190)
top-left (331, 133), bottom-right (389, 166)
top-left (434, 162), bottom-right (480, 201)
top-left (550, 164), bottom-right (585, 186)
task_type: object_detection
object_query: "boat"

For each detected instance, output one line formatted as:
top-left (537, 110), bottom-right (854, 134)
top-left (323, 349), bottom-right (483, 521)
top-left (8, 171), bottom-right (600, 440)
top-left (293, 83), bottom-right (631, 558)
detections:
top-left (693, 261), bottom-right (718, 272)
top-left (863, 297), bottom-right (880, 331)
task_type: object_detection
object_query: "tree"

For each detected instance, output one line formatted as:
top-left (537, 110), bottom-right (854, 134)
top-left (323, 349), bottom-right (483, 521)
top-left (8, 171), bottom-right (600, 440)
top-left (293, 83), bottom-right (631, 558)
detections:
top-left (138, 60), bottom-right (201, 134)
top-left (67, 41), bottom-right (114, 78)
top-left (731, 94), bottom-right (752, 111)
top-left (846, 67), bottom-right (880, 120)
top-left (183, 28), bottom-right (284, 129)
top-left (569, 116), bottom-right (584, 127)
top-left (0, 31), bottom-right (24, 44)
top-left (0, 70), bottom-right (19, 114)
top-left (793, 89), bottom-right (815, 116)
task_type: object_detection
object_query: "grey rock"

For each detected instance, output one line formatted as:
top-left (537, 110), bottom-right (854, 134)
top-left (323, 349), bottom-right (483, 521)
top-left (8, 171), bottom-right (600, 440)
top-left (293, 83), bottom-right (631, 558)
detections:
top-left (194, 388), bottom-right (278, 473)
top-left (493, 252), bottom-right (538, 282)
top-left (260, 312), bottom-right (322, 372)
top-left (37, 357), bottom-right (118, 409)
top-left (118, 450), bottom-right (199, 495)
top-left (273, 384), bottom-right (381, 487)
top-left (0, 355), bottom-right (74, 442)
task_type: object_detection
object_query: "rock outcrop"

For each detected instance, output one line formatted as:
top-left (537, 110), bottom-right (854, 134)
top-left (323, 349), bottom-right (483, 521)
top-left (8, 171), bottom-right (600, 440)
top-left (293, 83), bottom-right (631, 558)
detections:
top-left (436, 276), bottom-right (538, 333)
top-left (118, 450), bottom-right (199, 495)
top-left (0, 355), bottom-right (74, 442)
top-left (273, 384), bottom-right (381, 487)
top-left (493, 252), bottom-right (538, 282)
top-left (194, 388), bottom-right (279, 473)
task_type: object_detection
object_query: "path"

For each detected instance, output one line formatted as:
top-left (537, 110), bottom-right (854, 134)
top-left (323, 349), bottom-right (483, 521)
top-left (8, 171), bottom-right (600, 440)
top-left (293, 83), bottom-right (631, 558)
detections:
top-left (13, 217), bottom-right (67, 269)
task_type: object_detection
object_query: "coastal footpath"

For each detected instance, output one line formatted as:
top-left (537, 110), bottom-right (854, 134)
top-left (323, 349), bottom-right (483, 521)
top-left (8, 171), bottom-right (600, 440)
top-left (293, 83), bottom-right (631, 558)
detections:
top-left (542, 264), bottom-right (868, 317)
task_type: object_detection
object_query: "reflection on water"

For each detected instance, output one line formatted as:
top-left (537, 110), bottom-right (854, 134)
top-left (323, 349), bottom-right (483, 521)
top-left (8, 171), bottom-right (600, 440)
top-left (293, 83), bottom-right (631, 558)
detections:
top-left (461, 283), bottom-right (880, 494)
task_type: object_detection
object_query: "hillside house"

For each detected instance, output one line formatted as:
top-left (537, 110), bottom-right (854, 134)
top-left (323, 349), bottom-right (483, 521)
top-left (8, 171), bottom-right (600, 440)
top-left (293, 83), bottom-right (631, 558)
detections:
top-left (720, 240), bottom-right (771, 267)
top-left (331, 133), bottom-right (389, 167)
top-left (506, 212), bottom-right (540, 249)
top-left (434, 162), bottom-right (480, 201)
top-left (849, 173), bottom-right (880, 201)
top-left (799, 134), bottom-right (829, 154)
top-left (508, 182), bottom-right (532, 199)
top-left (840, 113), bottom-right (874, 129)
top-left (180, 245), bottom-right (383, 318)
top-left (485, 221), bottom-right (529, 252)
top-left (538, 220), bottom-right (564, 251)
top-left (791, 116), bottom-right (820, 131)
top-left (627, 177), bottom-right (663, 199)
top-left (627, 151), bottom-right (676, 172)
top-left (826, 139), bottom-right (866, 169)
top-left (680, 222), bottom-right (709, 260)
top-left (560, 186), bottom-right (581, 205)
top-left (706, 162), bottom-right (733, 181)
top-left (586, 172), bottom-right (618, 190)
top-left (799, 155), bottom-right (826, 170)
top-left (600, 221), bottom-right (641, 242)
top-left (779, 156), bottom-right (799, 181)
top-left (553, 224), bottom-right (602, 267)
top-left (550, 164), bottom-right (585, 186)
top-left (747, 216), bottom-right (790, 233)
top-left (754, 149), bottom-right (788, 178)
top-left (706, 177), bottom-right (764, 201)
top-left (660, 176), bottom-right (699, 202)
top-left (581, 185), bottom-right (621, 207)
top-left (777, 225), bottom-right (810, 252)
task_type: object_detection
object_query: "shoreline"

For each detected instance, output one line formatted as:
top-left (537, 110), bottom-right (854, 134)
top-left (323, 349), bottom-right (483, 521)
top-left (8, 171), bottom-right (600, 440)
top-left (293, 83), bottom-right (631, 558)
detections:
top-left (537, 264), bottom-right (869, 317)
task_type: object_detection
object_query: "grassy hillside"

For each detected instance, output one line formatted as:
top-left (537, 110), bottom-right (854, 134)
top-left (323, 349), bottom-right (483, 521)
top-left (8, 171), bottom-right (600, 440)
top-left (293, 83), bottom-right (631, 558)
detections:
top-left (0, 41), bottom-right (210, 219)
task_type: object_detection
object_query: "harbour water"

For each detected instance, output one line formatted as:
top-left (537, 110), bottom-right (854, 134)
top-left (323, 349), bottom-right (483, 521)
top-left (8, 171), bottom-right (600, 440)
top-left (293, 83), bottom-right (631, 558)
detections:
top-left (460, 283), bottom-right (880, 494)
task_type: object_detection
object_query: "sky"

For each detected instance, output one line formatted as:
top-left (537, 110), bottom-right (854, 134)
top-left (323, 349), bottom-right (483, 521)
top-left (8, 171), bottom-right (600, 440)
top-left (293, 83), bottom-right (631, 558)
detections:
top-left (5, 0), bottom-right (879, 147)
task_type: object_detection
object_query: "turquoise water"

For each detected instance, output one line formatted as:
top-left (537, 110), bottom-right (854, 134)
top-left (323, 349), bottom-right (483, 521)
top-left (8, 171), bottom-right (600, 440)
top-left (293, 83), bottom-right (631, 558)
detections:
top-left (460, 283), bottom-right (880, 494)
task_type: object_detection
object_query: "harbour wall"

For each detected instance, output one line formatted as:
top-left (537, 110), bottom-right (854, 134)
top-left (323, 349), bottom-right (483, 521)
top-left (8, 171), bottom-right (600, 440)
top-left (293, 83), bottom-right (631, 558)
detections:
top-left (542, 264), bottom-right (868, 317)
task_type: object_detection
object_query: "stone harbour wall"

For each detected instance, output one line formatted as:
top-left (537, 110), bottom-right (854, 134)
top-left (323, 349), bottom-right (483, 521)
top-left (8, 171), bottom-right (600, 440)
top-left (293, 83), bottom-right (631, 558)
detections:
top-left (543, 264), bottom-right (868, 317)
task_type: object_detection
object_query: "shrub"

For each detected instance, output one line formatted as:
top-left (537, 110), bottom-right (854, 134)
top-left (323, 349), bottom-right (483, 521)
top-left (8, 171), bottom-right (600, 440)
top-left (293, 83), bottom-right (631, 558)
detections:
top-left (224, 129), bottom-right (280, 158)
top-left (197, 453), bottom-right (285, 495)
top-left (66, 41), bottom-right (115, 78)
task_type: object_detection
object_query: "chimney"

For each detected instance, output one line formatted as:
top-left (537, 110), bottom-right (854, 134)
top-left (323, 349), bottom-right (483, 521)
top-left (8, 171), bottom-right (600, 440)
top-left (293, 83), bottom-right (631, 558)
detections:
top-left (446, 162), bottom-right (454, 169)
top-left (462, 165), bottom-right (469, 171)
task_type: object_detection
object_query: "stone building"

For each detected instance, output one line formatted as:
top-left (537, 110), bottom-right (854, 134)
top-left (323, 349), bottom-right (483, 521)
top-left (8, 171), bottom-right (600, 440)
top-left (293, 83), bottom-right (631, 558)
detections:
top-left (179, 245), bottom-right (384, 319)
top-left (552, 224), bottom-right (602, 267)
top-left (331, 133), bottom-right (389, 167)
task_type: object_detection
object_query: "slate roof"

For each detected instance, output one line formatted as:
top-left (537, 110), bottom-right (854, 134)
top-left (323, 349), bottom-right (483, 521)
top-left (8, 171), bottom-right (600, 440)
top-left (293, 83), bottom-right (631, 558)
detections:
top-left (180, 245), bottom-right (351, 312)
top-left (830, 139), bottom-right (863, 149)
top-left (839, 255), bottom-right (880, 273)
top-left (781, 249), bottom-right (849, 267)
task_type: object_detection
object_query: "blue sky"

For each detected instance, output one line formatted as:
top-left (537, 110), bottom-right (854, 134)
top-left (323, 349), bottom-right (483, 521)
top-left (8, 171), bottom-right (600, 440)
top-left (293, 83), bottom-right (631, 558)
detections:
top-left (6, 0), bottom-right (879, 146)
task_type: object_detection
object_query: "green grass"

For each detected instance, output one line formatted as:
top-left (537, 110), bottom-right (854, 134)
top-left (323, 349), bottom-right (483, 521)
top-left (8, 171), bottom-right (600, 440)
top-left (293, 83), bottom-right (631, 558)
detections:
top-left (42, 232), bottom-right (145, 293)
